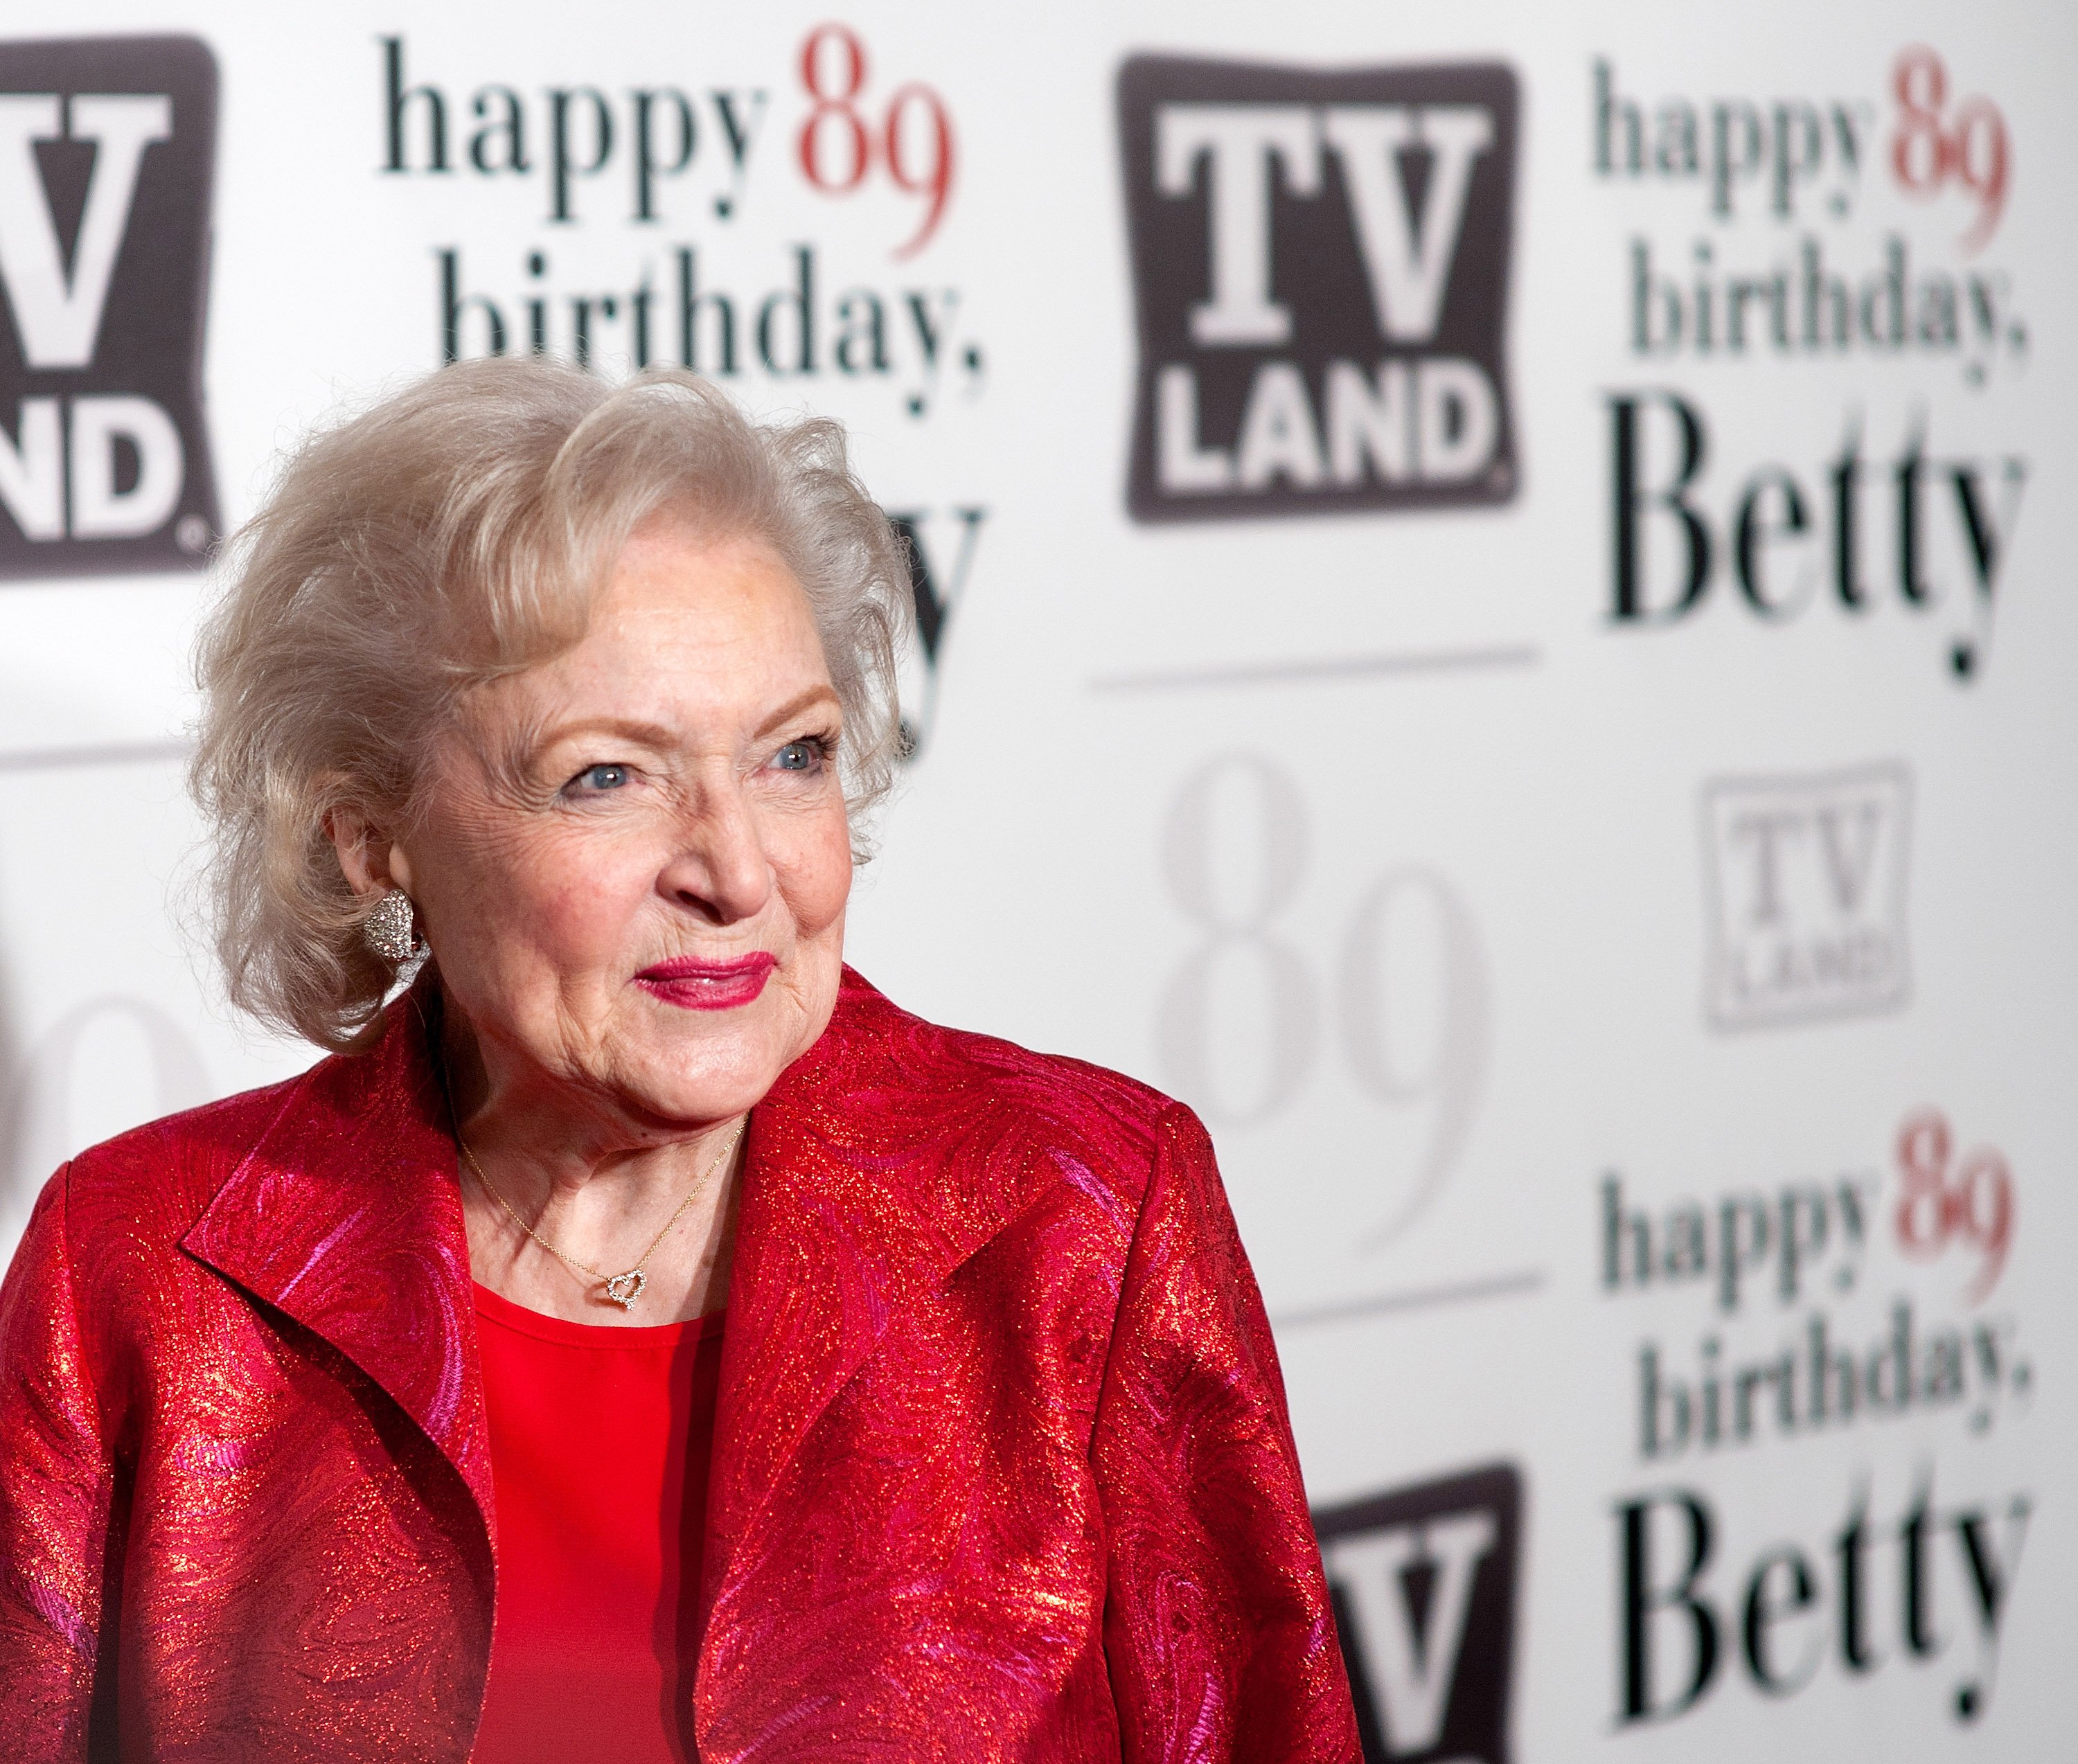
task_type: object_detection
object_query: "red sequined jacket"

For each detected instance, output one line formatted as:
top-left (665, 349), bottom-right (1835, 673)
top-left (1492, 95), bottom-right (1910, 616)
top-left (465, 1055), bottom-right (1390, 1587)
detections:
top-left (0, 970), bottom-right (1358, 1762)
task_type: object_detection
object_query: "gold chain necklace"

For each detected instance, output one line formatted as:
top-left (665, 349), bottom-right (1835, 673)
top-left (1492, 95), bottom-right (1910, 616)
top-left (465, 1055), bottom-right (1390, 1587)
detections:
top-left (457, 1122), bottom-right (744, 1312)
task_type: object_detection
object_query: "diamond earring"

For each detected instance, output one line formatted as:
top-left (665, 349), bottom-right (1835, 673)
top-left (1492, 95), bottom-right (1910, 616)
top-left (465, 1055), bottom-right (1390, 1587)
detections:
top-left (364, 888), bottom-right (419, 964)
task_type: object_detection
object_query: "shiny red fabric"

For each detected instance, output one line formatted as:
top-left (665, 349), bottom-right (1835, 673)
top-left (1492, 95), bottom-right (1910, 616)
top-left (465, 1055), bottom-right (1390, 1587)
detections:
top-left (470, 1285), bottom-right (724, 1764)
top-left (0, 969), bottom-right (1359, 1763)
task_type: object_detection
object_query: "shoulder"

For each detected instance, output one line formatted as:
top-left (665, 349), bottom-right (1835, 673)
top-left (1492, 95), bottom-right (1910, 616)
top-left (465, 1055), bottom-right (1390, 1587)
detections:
top-left (819, 970), bottom-right (1203, 1190)
top-left (52, 981), bottom-right (438, 1247)
top-left (51, 1062), bottom-right (323, 1249)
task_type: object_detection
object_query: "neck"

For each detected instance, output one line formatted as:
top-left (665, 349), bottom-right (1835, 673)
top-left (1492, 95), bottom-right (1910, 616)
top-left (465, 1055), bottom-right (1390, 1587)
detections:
top-left (441, 1003), bottom-right (749, 1326)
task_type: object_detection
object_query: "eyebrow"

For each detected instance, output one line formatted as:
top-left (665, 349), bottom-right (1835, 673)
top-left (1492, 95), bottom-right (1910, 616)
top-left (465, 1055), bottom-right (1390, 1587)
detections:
top-left (522, 715), bottom-right (680, 753)
top-left (526, 686), bottom-right (842, 756)
top-left (752, 685), bottom-right (842, 740)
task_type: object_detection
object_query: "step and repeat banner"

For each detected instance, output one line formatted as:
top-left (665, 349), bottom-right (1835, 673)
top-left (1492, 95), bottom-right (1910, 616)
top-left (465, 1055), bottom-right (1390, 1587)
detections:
top-left (1, 2), bottom-right (2072, 1758)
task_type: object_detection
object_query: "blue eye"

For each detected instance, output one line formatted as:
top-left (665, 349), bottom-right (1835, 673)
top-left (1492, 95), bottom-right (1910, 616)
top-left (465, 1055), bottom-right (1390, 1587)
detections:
top-left (773, 740), bottom-right (819, 772)
top-left (573, 763), bottom-right (629, 792)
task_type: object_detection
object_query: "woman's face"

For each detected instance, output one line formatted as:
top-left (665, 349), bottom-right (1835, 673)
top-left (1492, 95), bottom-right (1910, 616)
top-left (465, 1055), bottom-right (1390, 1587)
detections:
top-left (391, 520), bottom-right (853, 1130)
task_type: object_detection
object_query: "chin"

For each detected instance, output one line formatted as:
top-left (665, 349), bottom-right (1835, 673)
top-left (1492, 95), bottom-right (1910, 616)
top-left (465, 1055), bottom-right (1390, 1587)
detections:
top-left (616, 956), bottom-right (837, 1109)
top-left (630, 1022), bottom-right (795, 1120)
top-left (625, 1069), bottom-right (772, 1127)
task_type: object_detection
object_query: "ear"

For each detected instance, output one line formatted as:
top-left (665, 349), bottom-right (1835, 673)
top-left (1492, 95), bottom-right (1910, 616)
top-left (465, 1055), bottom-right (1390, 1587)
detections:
top-left (325, 802), bottom-right (414, 900)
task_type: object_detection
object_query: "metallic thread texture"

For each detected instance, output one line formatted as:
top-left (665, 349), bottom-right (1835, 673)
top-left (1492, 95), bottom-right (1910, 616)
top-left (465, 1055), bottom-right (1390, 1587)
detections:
top-left (0, 970), bottom-right (1358, 1763)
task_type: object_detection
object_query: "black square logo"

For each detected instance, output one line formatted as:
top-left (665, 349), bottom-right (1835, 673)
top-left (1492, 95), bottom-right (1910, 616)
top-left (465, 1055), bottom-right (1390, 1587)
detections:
top-left (1316, 1463), bottom-right (1522, 1763)
top-left (1118, 55), bottom-right (1519, 524)
top-left (0, 36), bottom-right (220, 576)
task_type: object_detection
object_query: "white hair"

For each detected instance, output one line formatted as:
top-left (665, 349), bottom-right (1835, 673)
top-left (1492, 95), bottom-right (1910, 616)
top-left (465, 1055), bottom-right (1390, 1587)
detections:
top-left (191, 357), bottom-right (910, 1051)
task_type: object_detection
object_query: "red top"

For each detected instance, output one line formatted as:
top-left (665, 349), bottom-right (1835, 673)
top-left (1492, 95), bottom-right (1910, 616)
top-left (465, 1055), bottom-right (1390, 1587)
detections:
top-left (471, 1281), bottom-right (725, 1764)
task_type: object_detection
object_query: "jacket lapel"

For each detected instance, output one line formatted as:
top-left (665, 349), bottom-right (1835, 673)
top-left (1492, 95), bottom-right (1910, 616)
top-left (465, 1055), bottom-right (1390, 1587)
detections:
top-left (179, 982), bottom-right (495, 1526)
top-left (700, 970), bottom-right (1068, 1650)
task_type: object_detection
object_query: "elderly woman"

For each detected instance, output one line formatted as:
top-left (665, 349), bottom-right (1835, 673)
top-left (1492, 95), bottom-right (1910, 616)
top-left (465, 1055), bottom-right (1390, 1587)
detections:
top-left (0, 360), bottom-right (1358, 1763)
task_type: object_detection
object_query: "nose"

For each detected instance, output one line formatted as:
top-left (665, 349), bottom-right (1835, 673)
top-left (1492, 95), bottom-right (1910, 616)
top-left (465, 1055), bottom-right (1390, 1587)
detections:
top-left (657, 778), bottom-right (774, 925)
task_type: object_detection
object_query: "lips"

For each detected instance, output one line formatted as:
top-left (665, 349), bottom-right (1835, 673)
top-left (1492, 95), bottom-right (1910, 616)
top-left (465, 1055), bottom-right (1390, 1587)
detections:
top-left (633, 952), bottom-right (777, 1011)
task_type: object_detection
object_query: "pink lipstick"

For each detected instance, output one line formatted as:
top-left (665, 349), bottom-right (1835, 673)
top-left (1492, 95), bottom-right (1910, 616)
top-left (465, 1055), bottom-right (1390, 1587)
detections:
top-left (634, 952), bottom-right (776, 1010)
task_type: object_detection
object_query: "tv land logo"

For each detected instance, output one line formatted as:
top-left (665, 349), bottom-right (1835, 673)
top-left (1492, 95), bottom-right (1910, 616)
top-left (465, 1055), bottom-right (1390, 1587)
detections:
top-left (1117, 57), bottom-right (1519, 524)
top-left (1315, 1464), bottom-right (1520, 1764)
top-left (1701, 761), bottom-right (1911, 1031)
top-left (0, 37), bottom-right (219, 576)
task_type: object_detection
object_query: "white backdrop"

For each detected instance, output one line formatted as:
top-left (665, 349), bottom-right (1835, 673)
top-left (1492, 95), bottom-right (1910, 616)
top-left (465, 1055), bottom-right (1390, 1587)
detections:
top-left (1, 3), bottom-right (2072, 1758)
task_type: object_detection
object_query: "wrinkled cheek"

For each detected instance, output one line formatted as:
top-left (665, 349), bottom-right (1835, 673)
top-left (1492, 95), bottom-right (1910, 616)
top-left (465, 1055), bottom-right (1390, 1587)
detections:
top-left (505, 826), bottom-right (653, 952)
top-left (792, 814), bottom-right (855, 946)
top-left (778, 826), bottom-right (853, 1054)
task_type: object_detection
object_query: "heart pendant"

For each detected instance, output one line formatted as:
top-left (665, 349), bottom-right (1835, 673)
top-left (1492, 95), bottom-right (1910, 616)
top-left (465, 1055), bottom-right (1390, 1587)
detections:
top-left (604, 1269), bottom-right (647, 1311)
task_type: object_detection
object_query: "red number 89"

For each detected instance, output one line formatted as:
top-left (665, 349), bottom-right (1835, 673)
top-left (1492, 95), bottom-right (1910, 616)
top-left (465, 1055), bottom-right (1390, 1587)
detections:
top-left (1895, 1106), bottom-right (2014, 1303)
top-left (797, 24), bottom-right (957, 258)
top-left (1892, 46), bottom-right (2010, 253)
